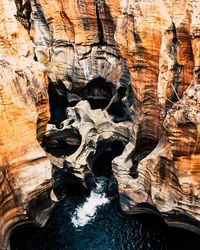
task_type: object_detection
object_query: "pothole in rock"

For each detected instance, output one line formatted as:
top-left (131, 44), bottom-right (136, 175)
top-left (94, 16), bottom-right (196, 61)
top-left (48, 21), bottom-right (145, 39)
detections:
top-left (52, 167), bottom-right (88, 199)
top-left (48, 76), bottom-right (133, 132)
top-left (42, 127), bottom-right (82, 169)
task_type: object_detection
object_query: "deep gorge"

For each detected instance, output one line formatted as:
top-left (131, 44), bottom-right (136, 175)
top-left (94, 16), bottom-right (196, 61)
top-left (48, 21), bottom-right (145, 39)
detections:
top-left (1, 0), bottom-right (200, 249)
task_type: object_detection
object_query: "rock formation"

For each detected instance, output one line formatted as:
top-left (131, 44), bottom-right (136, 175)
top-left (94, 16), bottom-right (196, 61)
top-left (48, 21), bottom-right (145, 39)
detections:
top-left (0, 1), bottom-right (52, 249)
top-left (1, 0), bottom-right (200, 248)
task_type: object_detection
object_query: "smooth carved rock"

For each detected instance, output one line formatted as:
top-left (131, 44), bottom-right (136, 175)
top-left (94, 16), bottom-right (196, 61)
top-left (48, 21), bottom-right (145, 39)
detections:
top-left (113, 82), bottom-right (200, 232)
top-left (45, 99), bottom-right (134, 179)
top-left (30, 0), bottom-right (127, 89)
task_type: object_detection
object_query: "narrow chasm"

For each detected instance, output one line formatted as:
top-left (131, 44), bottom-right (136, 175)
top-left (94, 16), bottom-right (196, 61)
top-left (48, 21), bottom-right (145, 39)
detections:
top-left (95, 1), bottom-right (105, 45)
top-left (10, 77), bottom-right (200, 250)
top-left (48, 82), bottom-right (68, 127)
top-left (91, 140), bottom-right (125, 178)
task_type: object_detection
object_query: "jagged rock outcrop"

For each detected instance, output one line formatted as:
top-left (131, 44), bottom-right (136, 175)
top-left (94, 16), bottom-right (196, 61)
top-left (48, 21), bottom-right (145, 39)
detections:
top-left (1, 0), bottom-right (200, 247)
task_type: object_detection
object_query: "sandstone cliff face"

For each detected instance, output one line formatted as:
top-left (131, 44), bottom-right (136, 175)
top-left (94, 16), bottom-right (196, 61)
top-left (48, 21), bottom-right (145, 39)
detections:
top-left (1, 0), bottom-right (200, 248)
top-left (107, 0), bottom-right (200, 231)
top-left (31, 0), bottom-right (124, 89)
top-left (0, 1), bottom-right (52, 249)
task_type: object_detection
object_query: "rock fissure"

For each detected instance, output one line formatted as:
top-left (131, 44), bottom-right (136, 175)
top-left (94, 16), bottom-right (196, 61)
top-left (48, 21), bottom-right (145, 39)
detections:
top-left (95, 1), bottom-right (105, 45)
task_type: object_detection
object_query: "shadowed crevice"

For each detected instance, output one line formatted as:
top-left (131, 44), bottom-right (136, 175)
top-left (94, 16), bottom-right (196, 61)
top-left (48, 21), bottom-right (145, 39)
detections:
top-left (90, 140), bottom-right (125, 178)
top-left (129, 138), bottom-right (158, 179)
top-left (95, 2), bottom-right (104, 45)
top-left (71, 77), bottom-right (114, 110)
top-left (48, 82), bottom-right (68, 127)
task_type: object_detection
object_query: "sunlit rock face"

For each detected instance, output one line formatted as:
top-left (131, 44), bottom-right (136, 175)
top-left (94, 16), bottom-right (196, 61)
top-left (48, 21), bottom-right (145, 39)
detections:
top-left (1, 0), bottom-right (200, 248)
top-left (0, 1), bottom-right (52, 249)
top-left (30, 0), bottom-right (124, 89)
top-left (0, 58), bottom-right (53, 249)
top-left (107, 0), bottom-right (200, 232)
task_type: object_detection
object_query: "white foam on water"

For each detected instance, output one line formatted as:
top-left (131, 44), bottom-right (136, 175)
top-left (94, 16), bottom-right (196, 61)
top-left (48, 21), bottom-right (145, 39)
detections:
top-left (71, 181), bottom-right (110, 228)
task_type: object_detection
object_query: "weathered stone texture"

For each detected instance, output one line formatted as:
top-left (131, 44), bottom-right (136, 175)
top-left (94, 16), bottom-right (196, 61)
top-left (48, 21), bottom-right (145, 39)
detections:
top-left (0, 1), bottom-right (52, 248)
top-left (0, 57), bottom-right (52, 248)
top-left (1, 0), bottom-right (200, 247)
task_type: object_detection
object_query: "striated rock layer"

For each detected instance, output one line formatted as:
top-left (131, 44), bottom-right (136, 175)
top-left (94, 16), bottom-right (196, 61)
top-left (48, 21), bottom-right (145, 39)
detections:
top-left (1, 0), bottom-right (200, 247)
top-left (0, 1), bottom-right (53, 248)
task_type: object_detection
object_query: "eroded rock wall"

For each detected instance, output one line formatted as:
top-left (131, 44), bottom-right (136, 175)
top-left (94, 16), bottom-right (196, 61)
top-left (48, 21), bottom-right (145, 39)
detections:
top-left (1, 0), bottom-right (200, 247)
top-left (30, 0), bottom-right (125, 89)
top-left (0, 1), bottom-right (52, 248)
top-left (107, 0), bottom-right (200, 231)
top-left (37, 0), bottom-right (200, 232)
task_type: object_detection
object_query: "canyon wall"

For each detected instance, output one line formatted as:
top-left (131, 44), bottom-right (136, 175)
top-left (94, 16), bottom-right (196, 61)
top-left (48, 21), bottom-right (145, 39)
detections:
top-left (0, 1), bottom-right (52, 249)
top-left (1, 0), bottom-right (200, 248)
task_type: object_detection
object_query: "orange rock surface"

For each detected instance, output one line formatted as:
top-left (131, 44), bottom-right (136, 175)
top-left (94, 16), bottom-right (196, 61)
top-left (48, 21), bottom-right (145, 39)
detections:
top-left (0, 1), bottom-right (52, 248)
top-left (1, 0), bottom-right (200, 247)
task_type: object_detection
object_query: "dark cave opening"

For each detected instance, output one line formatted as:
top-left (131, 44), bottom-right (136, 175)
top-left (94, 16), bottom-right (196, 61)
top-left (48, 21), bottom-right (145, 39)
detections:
top-left (91, 140), bottom-right (125, 178)
top-left (72, 77), bottom-right (113, 110)
top-left (165, 226), bottom-right (200, 250)
top-left (45, 140), bottom-right (81, 157)
top-left (53, 167), bottom-right (88, 199)
top-left (67, 97), bottom-right (111, 110)
top-left (106, 86), bottom-right (131, 122)
top-left (48, 82), bottom-right (68, 127)
top-left (48, 77), bottom-right (118, 127)
top-left (87, 97), bottom-right (111, 110)
top-left (107, 101), bottom-right (127, 119)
